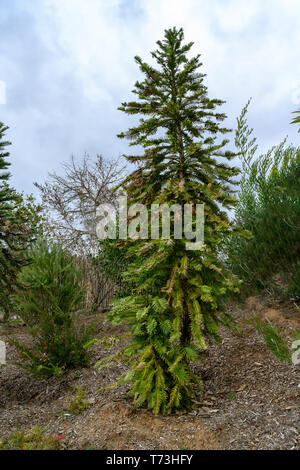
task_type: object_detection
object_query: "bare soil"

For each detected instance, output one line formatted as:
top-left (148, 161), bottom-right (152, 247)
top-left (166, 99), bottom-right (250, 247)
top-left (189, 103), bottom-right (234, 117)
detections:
top-left (0, 293), bottom-right (299, 450)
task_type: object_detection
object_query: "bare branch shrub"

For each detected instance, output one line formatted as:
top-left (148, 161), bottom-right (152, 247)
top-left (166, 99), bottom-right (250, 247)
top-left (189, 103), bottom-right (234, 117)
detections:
top-left (35, 154), bottom-right (127, 310)
top-left (35, 154), bottom-right (126, 254)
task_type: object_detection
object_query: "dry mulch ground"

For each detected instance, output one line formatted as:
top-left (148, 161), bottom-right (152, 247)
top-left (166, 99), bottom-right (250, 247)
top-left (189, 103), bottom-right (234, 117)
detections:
top-left (0, 293), bottom-right (299, 450)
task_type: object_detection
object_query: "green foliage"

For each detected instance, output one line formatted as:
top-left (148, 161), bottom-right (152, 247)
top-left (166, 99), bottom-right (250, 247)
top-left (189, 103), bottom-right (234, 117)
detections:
top-left (0, 122), bottom-right (43, 319)
top-left (292, 330), bottom-right (300, 341)
top-left (0, 121), bottom-right (11, 188)
top-left (291, 109), bottom-right (300, 131)
top-left (66, 386), bottom-right (92, 415)
top-left (226, 99), bottom-right (300, 297)
top-left (291, 305), bottom-right (300, 360)
top-left (97, 335), bottom-right (121, 349)
top-left (16, 241), bottom-right (85, 320)
top-left (1, 193), bottom-right (43, 317)
top-left (249, 315), bottom-right (291, 363)
top-left (98, 238), bottom-right (131, 297)
top-left (11, 241), bottom-right (95, 376)
top-left (0, 426), bottom-right (61, 450)
top-left (98, 28), bottom-right (244, 414)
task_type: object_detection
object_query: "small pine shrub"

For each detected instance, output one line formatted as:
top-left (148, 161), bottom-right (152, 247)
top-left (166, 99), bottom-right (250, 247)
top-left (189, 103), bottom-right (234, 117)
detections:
top-left (11, 241), bottom-right (95, 376)
top-left (66, 386), bottom-right (92, 415)
top-left (0, 427), bottom-right (62, 450)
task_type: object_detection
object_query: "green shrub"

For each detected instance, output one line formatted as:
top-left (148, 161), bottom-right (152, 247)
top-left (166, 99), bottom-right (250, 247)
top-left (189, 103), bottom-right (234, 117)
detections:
top-left (0, 426), bottom-right (62, 450)
top-left (11, 241), bottom-right (95, 376)
top-left (226, 100), bottom-right (300, 297)
top-left (98, 237), bottom-right (132, 298)
top-left (66, 386), bottom-right (92, 415)
top-left (248, 315), bottom-right (291, 363)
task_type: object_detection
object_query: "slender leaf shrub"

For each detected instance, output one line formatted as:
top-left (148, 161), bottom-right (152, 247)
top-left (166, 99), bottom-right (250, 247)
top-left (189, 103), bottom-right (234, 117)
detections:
top-left (226, 100), bottom-right (300, 297)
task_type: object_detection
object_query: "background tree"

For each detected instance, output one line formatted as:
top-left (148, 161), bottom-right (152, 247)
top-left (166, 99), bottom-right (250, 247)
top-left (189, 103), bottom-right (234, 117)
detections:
top-left (35, 153), bottom-right (126, 254)
top-left (35, 153), bottom-right (126, 310)
top-left (0, 121), bottom-right (15, 287)
top-left (0, 122), bottom-right (42, 319)
top-left (98, 27), bottom-right (246, 414)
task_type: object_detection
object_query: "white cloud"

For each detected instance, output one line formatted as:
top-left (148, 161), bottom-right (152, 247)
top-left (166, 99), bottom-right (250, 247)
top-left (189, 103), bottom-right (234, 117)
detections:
top-left (1, 0), bottom-right (300, 194)
top-left (41, 0), bottom-right (300, 109)
top-left (0, 80), bottom-right (6, 105)
top-left (214, 0), bottom-right (260, 33)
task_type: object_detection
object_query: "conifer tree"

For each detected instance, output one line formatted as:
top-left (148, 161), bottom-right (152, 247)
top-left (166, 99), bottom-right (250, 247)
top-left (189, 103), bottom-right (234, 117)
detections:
top-left (98, 28), bottom-right (244, 414)
top-left (0, 121), bottom-right (15, 291)
top-left (0, 122), bottom-right (42, 318)
top-left (0, 121), bottom-right (13, 203)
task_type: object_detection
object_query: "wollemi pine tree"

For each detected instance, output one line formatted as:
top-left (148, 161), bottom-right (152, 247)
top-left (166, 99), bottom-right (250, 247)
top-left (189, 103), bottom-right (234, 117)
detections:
top-left (97, 27), bottom-right (246, 414)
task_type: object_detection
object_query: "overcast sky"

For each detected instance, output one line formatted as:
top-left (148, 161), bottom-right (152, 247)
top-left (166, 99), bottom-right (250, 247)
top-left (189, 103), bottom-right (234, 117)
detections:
top-left (0, 0), bottom-right (299, 196)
